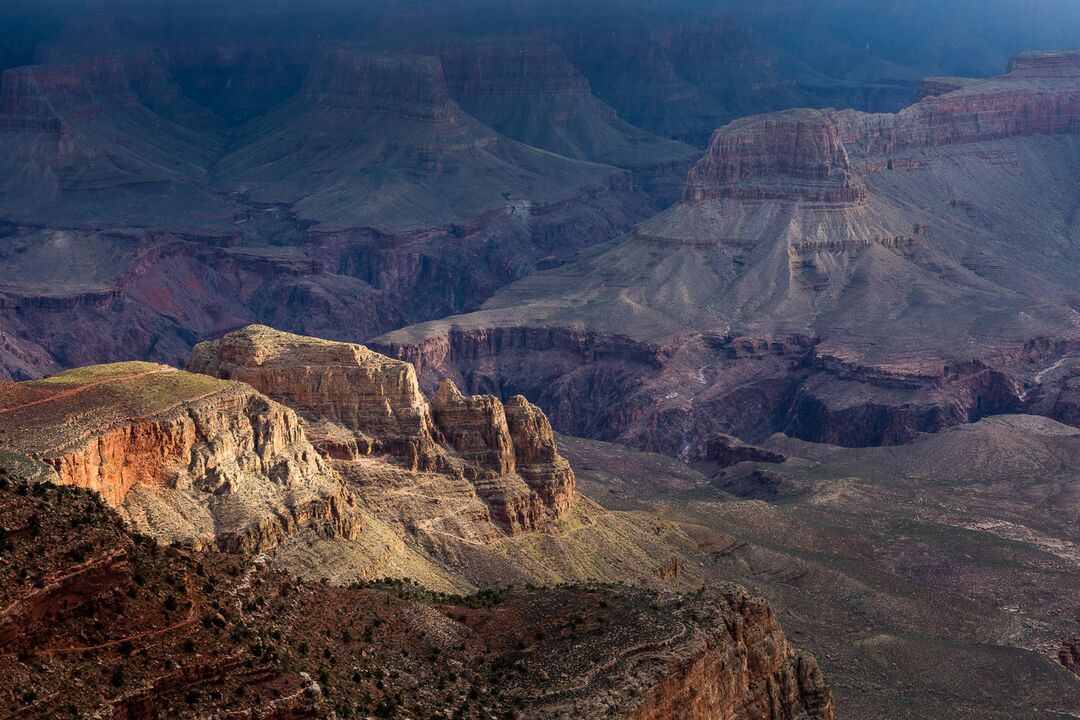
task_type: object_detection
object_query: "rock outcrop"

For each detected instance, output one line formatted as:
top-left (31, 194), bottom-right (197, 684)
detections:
top-left (684, 109), bottom-right (867, 204)
top-left (687, 50), bottom-right (1080, 205)
top-left (695, 433), bottom-right (787, 472)
top-left (190, 325), bottom-right (575, 535)
top-left (189, 324), bottom-right (443, 470)
top-left (0, 361), bottom-right (357, 551)
top-left (625, 593), bottom-right (834, 720)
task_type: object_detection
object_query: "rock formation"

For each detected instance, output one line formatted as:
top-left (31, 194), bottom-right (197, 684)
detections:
top-left (189, 323), bottom-right (444, 469)
top-left (190, 325), bottom-right (575, 536)
top-left (1, 326), bottom-right (706, 595)
top-left (422, 37), bottom-right (698, 202)
top-left (683, 109), bottom-right (867, 204)
top-left (623, 593), bottom-right (834, 720)
top-left (694, 433), bottom-right (786, 473)
top-left (0, 361), bottom-right (357, 551)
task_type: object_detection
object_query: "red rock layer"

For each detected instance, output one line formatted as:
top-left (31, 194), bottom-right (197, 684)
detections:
top-left (0, 363), bottom-right (358, 552)
top-left (0, 55), bottom-right (133, 131)
top-left (626, 593), bottom-right (834, 720)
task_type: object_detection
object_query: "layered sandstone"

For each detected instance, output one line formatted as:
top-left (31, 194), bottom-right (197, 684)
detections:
top-left (684, 109), bottom-right (867, 204)
top-left (0, 361), bottom-right (357, 551)
top-left (190, 325), bottom-right (575, 535)
top-left (189, 324), bottom-right (443, 470)
top-left (524, 586), bottom-right (833, 720)
top-left (302, 47), bottom-right (459, 120)
top-left (687, 51), bottom-right (1080, 205)
top-left (505, 394), bottom-right (576, 517)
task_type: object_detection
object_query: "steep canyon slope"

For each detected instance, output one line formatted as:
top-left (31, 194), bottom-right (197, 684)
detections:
top-left (0, 327), bottom-right (836, 719)
top-left (0, 326), bottom-right (699, 592)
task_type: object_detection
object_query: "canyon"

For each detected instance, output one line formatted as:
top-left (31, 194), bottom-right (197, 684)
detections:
top-left (1, 1), bottom-right (1075, 382)
top-left (377, 50), bottom-right (1080, 460)
top-left (1, 1), bottom-right (1079, 717)
top-left (0, 326), bottom-right (838, 719)
top-left (559, 412), bottom-right (1080, 719)
top-left (4, 324), bottom-right (1079, 717)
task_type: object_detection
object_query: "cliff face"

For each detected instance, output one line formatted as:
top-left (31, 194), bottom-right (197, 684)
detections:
top-left (302, 47), bottom-right (460, 120)
top-left (684, 109), bottom-right (866, 204)
top-left (505, 394), bottom-right (576, 517)
top-left (626, 594), bottom-right (833, 720)
top-left (190, 325), bottom-right (575, 536)
top-left (687, 50), bottom-right (1080, 204)
top-left (0, 362), bottom-right (357, 552)
top-left (189, 323), bottom-right (443, 470)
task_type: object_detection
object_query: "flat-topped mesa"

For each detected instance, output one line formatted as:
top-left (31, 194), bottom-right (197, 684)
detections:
top-left (684, 109), bottom-right (867, 205)
top-left (190, 326), bottom-right (576, 534)
top-left (188, 325), bottom-right (443, 471)
top-left (0, 55), bottom-right (135, 131)
top-left (301, 47), bottom-right (460, 121)
top-left (432, 38), bottom-right (592, 97)
top-left (685, 53), bottom-right (1080, 206)
top-left (0, 362), bottom-right (357, 552)
top-left (1005, 49), bottom-right (1080, 78)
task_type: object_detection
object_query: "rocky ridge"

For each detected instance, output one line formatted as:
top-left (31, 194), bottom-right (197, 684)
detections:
top-left (686, 49), bottom-right (1080, 204)
top-left (422, 37), bottom-right (699, 202)
top-left (189, 325), bottom-right (575, 537)
top-left (1, 326), bottom-right (715, 594)
top-left (0, 361), bottom-right (357, 552)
